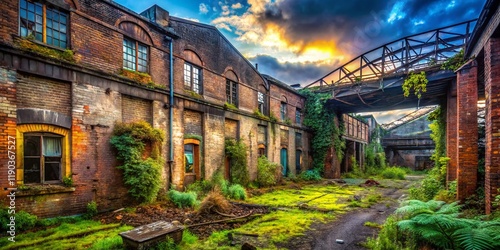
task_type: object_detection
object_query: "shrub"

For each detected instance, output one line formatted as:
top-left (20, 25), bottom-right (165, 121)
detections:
top-left (0, 208), bottom-right (38, 232)
top-left (186, 180), bottom-right (213, 197)
top-left (198, 191), bottom-right (232, 214)
top-left (168, 190), bottom-right (198, 208)
top-left (118, 158), bottom-right (163, 203)
top-left (257, 156), bottom-right (278, 187)
top-left (380, 167), bottom-right (406, 180)
top-left (62, 175), bottom-right (73, 187)
top-left (225, 139), bottom-right (249, 186)
top-left (300, 169), bottom-right (322, 181)
top-left (226, 184), bottom-right (247, 200)
top-left (110, 121), bottom-right (165, 203)
top-left (86, 201), bottom-right (98, 218)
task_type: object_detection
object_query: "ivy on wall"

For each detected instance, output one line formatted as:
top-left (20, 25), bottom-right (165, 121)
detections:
top-left (225, 139), bottom-right (249, 186)
top-left (300, 89), bottom-right (346, 171)
top-left (110, 121), bottom-right (165, 203)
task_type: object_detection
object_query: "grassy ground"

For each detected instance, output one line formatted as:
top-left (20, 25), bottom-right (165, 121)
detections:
top-left (2, 181), bottom-right (394, 250)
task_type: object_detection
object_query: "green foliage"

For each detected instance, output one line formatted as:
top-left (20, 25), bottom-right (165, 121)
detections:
top-left (409, 106), bottom-right (448, 201)
top-left (494, 189), bottom-right (500, 209)
top-left (299, 169), bottom-right (322, 181)
top-left (0, 209), bottom-right (37, 232)
top-left (300, 89), bottom-right (345, 171)
top-left (224, 102), bottom-right (238, 110)
top-left (89, 235), bottom-right (124, 250)
top-left (269, 112), bottom-right (278, 123)
top-left (441, 49), bottom-right (465, 71)
top-left (380, 167), bottom-right (406, 180)
top-left (403, 71), bottom-right (428, 99)
top-left (226, 184), bottom-right (247, 200)
top-left (225, 139), bottom-right (249, 186)
top-left (168, 190), bottom-right (199, 208)
top-left (364, 214), bottom-right (417, 250)
top-left (62, 175), bottom-right (73, 187)
top-left (110, 121), bottom-right (165, 203)
top-left (86, 201), bottom-right (98, 218)
top-left (253, 109), bottom-right (270, 120)
top-left (396, 200), bottom-right (500, 250)
top-left (365, 142), bottom-right (387, 169)
top-left (153, 237), bottom-right (178, 250)
top-left (186, 180), bottom-right (213, 197)
top-left (121, 158), bottom-right (164, 203)
top-left (257, 156), bottom-right (279, 187)
top-left (17, 38), bottom-right (75, 62)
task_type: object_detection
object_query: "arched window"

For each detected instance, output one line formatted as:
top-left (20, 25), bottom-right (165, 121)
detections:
top-left (225, 70), bottom-right (238, 106)
top-left (183, 50), bottom-right (203, 94)
top-left (280, 96), bottom-right (288, 121)
top-left (258, 143), bottom-right (266, 158)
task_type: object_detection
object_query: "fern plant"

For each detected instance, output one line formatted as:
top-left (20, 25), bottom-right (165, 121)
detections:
top-left (396, 200), bottom-right (500, 250)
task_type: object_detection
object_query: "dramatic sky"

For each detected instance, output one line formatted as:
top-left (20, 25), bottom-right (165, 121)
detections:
top-left (114, 0), bottom-right (485, 123)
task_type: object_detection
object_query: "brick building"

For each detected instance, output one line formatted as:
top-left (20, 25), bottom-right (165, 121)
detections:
top-left (0, 0), bottom-right (311, 217)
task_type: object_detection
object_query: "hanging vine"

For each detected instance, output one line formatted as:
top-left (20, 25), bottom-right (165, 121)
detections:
top-left (402, 71), bottom-right (428, 99)
top-left (300, 89), bottom-right (346, 171)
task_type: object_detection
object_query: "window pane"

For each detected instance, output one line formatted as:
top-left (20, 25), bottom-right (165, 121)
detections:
top-left (24, 136), bottom-right (40, 156)
top-left (185, 144), bottom-right (194, 173)
top-left (44, 162), bottom-right (60, 181)
top-left (24, 158), bottom-right (40, 183)
top-left (184, 63), bottom-right (191, 87)
top-left (226, 80), bottom-right (231, 103)
top-left (43, 137), bottom-right (62, 157)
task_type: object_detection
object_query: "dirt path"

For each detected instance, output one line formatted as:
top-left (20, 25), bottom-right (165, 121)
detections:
top-left (278, 179), bottom-right (417, 250)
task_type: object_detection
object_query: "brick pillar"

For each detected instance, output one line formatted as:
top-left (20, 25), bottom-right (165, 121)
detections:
top-left (0, 68), bottom-right (17, 198)
top-left (446, 80), bottom-right (458, 183)
top-left (456, 61), bottom-right (478, 200)
top-left (484, 37), bottom-right (500, 214)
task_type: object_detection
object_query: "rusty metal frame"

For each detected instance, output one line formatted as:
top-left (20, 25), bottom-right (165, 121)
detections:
top-left (306, 20), bottom-right (477, 89)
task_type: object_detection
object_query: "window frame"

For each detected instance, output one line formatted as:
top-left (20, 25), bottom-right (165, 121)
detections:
top-left (280, 102), bottom-right (287, 121)
top-left (184, 62), bottom-right (202, 94)
top-left (226, 79), bottom-right (238, 106)
top-left (295, 108), bottom-right (302, 124)
top-left (19, 0), bottom-right (69, 48)
top-left (123, 37), bottom-right (149, 73)
top-left (258, 92), bottom-right (266, 114)
top-left (184, 139), bottom-right (201, 180)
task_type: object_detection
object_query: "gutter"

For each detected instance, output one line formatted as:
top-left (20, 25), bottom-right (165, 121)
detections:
top-left (165, 35), bottom-right (174, 186)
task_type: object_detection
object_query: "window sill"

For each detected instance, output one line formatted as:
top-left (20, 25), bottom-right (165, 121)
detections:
top-left (16, 184), bottom-right (75, 197)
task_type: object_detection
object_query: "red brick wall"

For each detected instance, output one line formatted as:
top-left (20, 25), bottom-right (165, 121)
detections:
top-left (269, 84), bottom-right (304, 125)
top-left (0, 0), bottom-right (17, 46)
top-left (0, 68), bottom-right (17, 197)
top-left (446, 80), bottom-right (458, 183)
top-left (456, 61), bottom-right (478, 200)
top-left (17, 74), bottom-right (72, 116)
top-left (484, 37), bottom-right (500, 214)
top-left (122, 95), bottom-right (153, 124)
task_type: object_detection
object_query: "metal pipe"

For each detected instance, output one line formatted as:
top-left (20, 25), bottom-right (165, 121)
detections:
top-left (166, 36), bottom-right (174, 186)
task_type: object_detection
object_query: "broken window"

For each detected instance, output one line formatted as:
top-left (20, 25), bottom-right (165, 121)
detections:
top-left (258, 92), bottom-right (265, 114)
top-left (19, 0), bottom-right (68, 48)
top-left (280, 102), bottom-right (287, 121)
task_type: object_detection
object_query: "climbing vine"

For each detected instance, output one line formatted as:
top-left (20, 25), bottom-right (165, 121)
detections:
top-left (225, 139), bottom-right (249, 186)
top-left (441, 49), bottom-right (465, 71)
top-left (110, 121), bottom-right (165, 203)
top-left (402, 71), bottom-right (428, 99)
top-left (300, 89), bottom-right (346, 171)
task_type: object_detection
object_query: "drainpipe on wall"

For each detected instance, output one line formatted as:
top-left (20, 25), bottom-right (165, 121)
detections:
top-left (166, 35), bottom-right (174, 187)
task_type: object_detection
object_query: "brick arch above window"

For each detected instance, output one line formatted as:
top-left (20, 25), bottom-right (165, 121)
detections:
top-left (281, 95), bottom-right (288, 103)
top-left (183, 49), bottom-right (203, 66)
top-left (225, 70), bottom-right (238, 82)
top-left (117, 20), bottom-right (154, 46)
